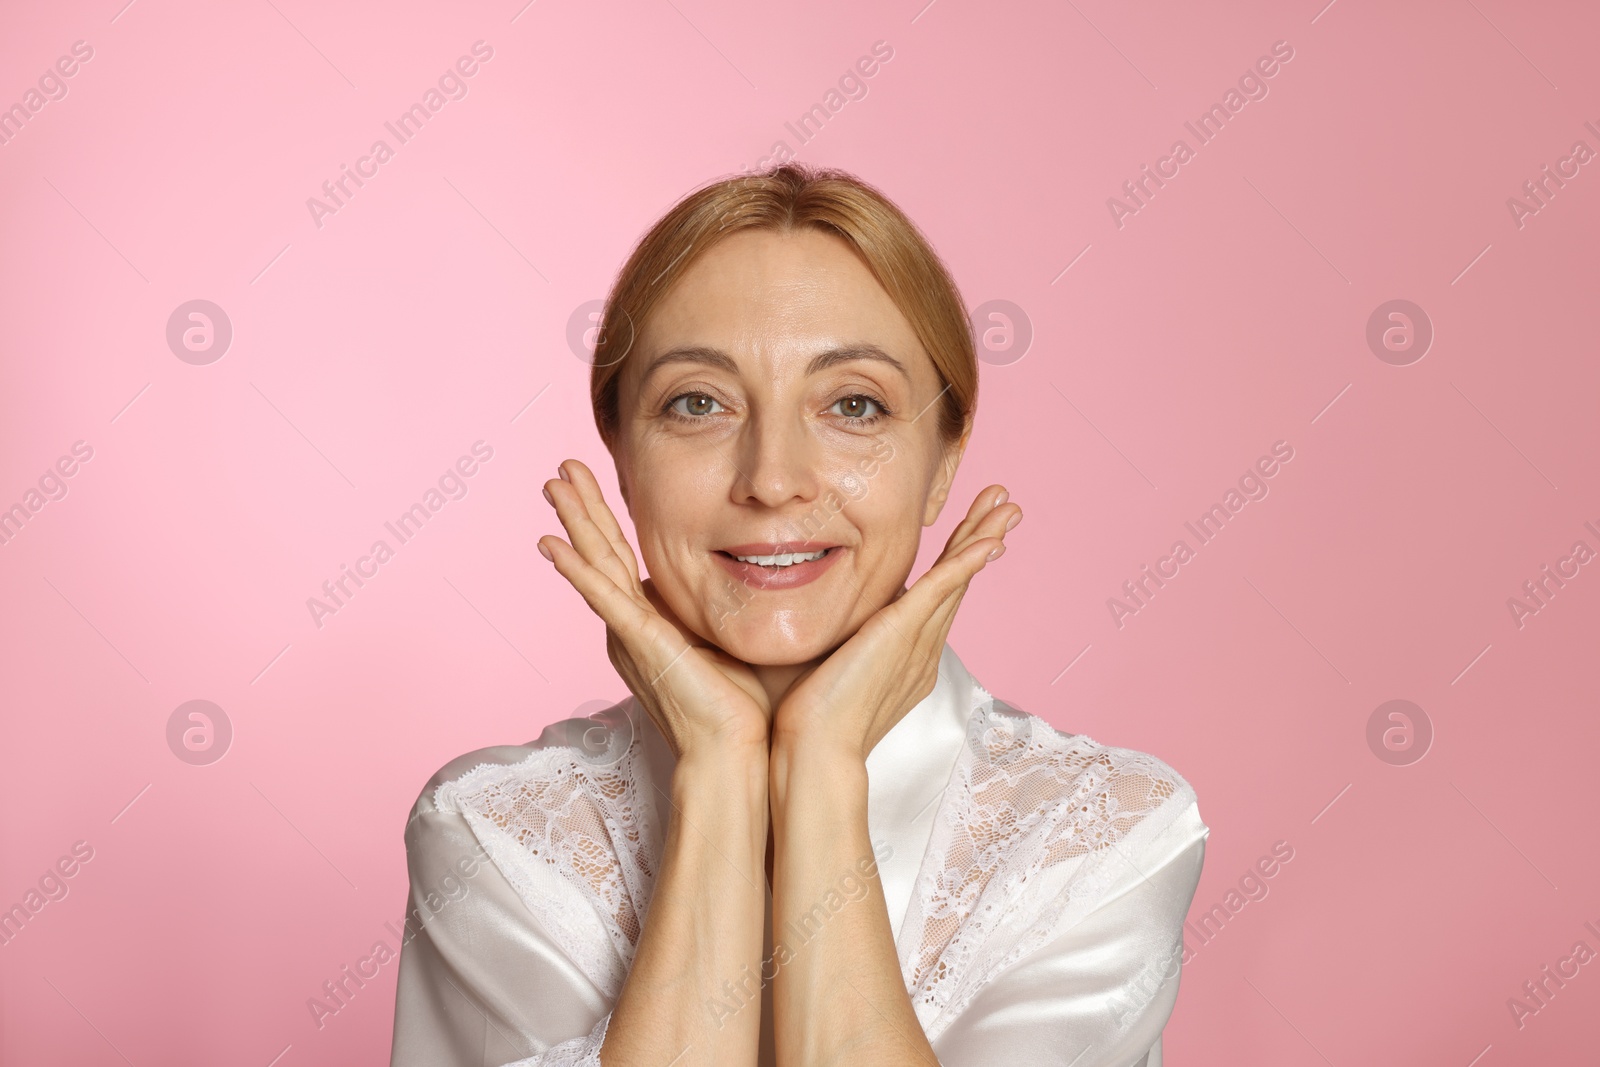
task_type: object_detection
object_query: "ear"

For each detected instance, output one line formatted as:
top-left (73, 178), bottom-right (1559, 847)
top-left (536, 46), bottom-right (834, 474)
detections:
top-left (921, 427), bottom-right (969, 526)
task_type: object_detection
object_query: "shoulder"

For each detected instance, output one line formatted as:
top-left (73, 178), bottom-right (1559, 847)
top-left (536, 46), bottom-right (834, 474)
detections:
top-left (972, 697), bottom-right (1198, 797)
top-left (404, 698), bottom-right (641, 827)
top-left (966, 697), bottom-right (1205, 855)
top-left (398, 699), bottom-right (653, 1000)
top-left (899, 695), bottom-right (1207, 1036)
top-left (400, 698), bottom-right (656, 933)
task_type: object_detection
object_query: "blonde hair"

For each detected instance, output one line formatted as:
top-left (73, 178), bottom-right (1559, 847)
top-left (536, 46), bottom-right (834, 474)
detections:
top-left (589, 163), bottom-right (976, 450)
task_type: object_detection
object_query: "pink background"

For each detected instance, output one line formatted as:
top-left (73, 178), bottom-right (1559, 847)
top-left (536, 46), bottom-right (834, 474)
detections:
top-left (3, 0), bottom-right (1597, 1063)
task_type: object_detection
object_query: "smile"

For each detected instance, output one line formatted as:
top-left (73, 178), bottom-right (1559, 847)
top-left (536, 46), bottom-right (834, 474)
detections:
top-left (730, 548), bottom-right (828, 567)
top-left (713, 543), bottom-right (844, 590)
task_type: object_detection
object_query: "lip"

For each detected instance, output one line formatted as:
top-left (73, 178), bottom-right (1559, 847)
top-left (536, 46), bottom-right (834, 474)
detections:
top-left (713, 543), bottom-right (844, 590)
top-left (718, 541), bottom-right (841, 557)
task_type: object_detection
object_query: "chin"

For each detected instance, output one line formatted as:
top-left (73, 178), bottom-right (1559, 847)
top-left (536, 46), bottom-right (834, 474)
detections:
top-left (699, 609), bottom-right (853, 667)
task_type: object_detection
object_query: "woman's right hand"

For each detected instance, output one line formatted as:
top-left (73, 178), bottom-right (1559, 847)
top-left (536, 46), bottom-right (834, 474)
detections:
top-left (538, 458), bottom-right (771, 760)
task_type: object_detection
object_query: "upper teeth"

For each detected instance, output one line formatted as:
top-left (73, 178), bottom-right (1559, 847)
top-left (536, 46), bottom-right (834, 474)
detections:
top-left (732, 549), bottom-right (829, 567)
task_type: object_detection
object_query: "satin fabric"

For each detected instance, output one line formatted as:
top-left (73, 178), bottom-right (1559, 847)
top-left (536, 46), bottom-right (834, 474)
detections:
top-left (389, 643), bottom-right (1208, 1066)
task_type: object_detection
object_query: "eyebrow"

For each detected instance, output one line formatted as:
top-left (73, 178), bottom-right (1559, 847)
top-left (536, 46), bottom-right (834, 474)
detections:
top-left (639, 343), bottom-right (909, 384)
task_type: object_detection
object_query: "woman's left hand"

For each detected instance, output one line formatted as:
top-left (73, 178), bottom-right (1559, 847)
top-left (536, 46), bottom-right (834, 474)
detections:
top-left (771, 484), bottom-right (1021, 762)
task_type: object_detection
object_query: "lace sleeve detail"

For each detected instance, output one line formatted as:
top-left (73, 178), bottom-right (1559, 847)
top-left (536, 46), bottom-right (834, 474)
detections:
top-left (898, 698), bottom-right (1198, 1042)
top-left (432, 712), bottom-right (661, 1000)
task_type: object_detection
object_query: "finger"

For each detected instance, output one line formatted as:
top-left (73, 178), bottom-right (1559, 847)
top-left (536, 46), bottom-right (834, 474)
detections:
top-left (963, 501), bottom-right (1020, 555)
top-left (851, 499), bottom-right (1014, 695)
top-left (952, 484), bottom-right (1009, 538)
top-left (841, 538), bottom-right (990, 700)
top-left (539, 532), bottom-right (670, 648)
top-left (906, 538), bottom-right (1000, 665)
top-left (937, 485), bottom-right (1000, 553)
top-left (559, 459), bottom-right (643, 587)
top-left (940, 485), bottom-right (1019, 562)
top-left (871, 539), bottom-right (993, 682)
top-left (883, 487), bottom-right (1016, 647)
top-left (545, 474), bottom-right (639, 593)
top-left (892, 534), bottom-right (1004, 632)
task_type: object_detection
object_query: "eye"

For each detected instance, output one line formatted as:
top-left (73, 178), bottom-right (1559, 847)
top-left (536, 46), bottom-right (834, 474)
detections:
top-left (830, 393), bottom-right (890, 424)
top-left (665, 392), bottom-right (725, 420)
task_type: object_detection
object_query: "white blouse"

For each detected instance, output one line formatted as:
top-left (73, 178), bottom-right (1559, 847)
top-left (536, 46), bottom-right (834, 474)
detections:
top-left (389, 643), bottom-right (1208, 1066)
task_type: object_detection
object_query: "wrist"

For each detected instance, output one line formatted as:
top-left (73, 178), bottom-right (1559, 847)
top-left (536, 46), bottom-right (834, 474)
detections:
top-left (770, 700), bottom-right (861, 756)
top-left (672, 739), bottom-right (769, 806)
top-left (770, 726), bottom-right (866, 773)
top-left (768, 736), bottom-right (868, 810)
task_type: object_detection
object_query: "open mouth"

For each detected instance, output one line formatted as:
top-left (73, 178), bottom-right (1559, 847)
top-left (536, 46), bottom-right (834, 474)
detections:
top-left (715, 547), bottom-right (835, 568)
top-left (712, 544), bottom-right (844, 589)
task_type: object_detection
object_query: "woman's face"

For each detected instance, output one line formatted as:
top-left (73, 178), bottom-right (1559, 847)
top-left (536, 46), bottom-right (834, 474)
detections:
top-left (611, 226), bottom-right (967, 667)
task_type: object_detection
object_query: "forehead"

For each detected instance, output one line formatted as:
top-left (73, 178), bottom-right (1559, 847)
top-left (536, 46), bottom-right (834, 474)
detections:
top-left (628, 227), bottom-right (929, 377)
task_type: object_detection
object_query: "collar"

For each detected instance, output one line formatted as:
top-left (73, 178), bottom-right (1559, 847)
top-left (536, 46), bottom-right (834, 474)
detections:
top-left (866, 641), bottom-right (985, 830)
top-left (866, 642), bottom-right (989, 943)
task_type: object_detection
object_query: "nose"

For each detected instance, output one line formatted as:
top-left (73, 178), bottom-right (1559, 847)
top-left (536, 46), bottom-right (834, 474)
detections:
top-left (727, 408), bottom-right (821, 510)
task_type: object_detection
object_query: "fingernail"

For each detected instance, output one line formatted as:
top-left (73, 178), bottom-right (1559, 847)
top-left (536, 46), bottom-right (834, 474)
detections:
top-left (543, 486), bottom-right (554, 505)
top-left (538, 541), bottom-right (553, 562)
top-left (1004, 511), bottom-right (1021, 532)
top-left (994, 489), bottom-right (1009, 506)
top-left (987, 543), bottom-right (1006, 561)
top-left (557, 464), bottom-right (571, 482)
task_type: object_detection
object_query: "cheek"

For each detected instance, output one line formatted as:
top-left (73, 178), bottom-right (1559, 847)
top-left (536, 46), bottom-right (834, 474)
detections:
top-left (635, 498), bottom-right (698, 575)
top-left (628, 447), bottom-right (715, 528)
top-left (626, 457), bottom-right (725, 593)
top-left (835, 460), bottom-right (926, 557)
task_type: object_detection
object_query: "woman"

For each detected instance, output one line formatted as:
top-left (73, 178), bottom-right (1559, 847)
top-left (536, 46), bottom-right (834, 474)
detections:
top-left (389, 163), bottom-right (1208, 1066)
